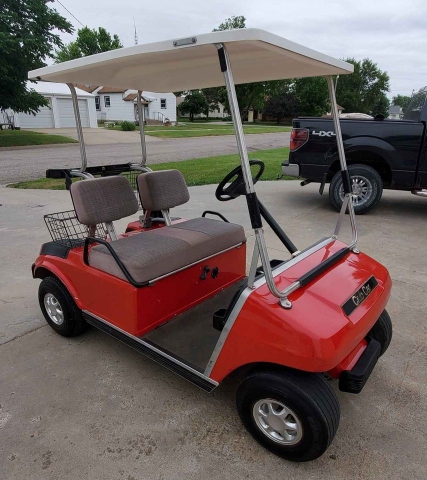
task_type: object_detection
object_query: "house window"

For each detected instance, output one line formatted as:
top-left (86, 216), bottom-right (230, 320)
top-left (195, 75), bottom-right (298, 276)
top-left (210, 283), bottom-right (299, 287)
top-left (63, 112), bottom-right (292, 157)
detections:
top-left (104, 96), bottom-right (111, 107)
top-left (160, 98), bottom-right (167, 109)
top-left (95, 96), bottom-right (100, 111)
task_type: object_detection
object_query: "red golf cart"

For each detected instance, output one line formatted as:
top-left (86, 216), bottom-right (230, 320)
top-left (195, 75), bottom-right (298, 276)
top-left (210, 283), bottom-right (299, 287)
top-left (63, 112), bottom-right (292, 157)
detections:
top-left (30, 29), bottom-right (392, 462)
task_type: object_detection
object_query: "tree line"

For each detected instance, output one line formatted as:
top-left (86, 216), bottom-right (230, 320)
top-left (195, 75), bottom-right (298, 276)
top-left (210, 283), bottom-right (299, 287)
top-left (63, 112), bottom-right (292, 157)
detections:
top-left (0, 6), bottom-right (403, 119)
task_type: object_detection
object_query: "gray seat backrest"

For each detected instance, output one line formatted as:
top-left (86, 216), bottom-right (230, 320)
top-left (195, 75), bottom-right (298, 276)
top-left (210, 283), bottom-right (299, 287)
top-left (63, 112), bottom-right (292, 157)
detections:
top-left (137, 170), bottom-right (190, 211)
top-left (71, 176), bottom-right (138, 225)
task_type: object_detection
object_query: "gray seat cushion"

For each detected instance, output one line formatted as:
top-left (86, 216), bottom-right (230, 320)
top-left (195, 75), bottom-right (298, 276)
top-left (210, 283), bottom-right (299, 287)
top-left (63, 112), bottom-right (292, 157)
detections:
top-left (89, 218), bottom-right (245, 283)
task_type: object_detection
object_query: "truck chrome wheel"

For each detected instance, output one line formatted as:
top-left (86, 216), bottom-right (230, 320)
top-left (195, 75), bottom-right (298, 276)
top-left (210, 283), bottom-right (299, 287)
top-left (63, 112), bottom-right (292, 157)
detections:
top-left (43, 293), bottom-right (64, 325)
top-left (253, 399), bottom-right (303, 445)
top-left (339, 175), bottom-right (372, 207)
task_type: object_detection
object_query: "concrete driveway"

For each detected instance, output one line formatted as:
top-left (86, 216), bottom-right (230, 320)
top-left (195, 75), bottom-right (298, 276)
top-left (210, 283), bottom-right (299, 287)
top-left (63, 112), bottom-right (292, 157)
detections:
top-left (0, 132), bottom-right (289, 185)
top-left (1, 182), bottom-right (426, 479)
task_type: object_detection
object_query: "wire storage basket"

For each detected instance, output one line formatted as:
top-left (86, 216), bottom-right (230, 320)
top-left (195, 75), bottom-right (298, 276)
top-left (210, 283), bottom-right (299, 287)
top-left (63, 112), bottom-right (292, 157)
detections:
top-left (44, 210), bottom-right (108, 248)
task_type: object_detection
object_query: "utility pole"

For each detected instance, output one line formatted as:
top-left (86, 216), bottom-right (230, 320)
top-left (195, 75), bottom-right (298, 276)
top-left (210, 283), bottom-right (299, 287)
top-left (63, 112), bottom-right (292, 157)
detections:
top-left (133, 18), bottom-right (138, 45)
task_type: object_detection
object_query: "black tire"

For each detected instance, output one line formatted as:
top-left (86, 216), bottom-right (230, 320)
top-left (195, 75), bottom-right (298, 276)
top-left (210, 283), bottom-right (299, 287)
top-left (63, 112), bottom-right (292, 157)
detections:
top-left (38, 276), bottom-right (88, 337)
top-left (329, 164), bottom-right (383, 214)
top-left (368, 310), bottom-right (392, 356)
top-left (236, 368), bottom-right (340, 462)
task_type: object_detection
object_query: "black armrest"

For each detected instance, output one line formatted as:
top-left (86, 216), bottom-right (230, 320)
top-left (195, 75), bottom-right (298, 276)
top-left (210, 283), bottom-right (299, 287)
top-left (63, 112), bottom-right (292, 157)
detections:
top-left (83, 237), bottom-right (149, 288)
top-left (202, 210), bottom-right (230, 223)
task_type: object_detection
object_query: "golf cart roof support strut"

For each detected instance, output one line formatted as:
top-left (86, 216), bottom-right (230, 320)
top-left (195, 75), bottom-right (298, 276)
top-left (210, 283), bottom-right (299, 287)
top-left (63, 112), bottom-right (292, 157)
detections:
top-left (217, 43), bottom-right (295, 308)
top-left (137, 90), bottom-right (148, 166)
top-left (326, 76), bottom-right (358, 250)
top-left (67, 83), bottom-right (88, 174)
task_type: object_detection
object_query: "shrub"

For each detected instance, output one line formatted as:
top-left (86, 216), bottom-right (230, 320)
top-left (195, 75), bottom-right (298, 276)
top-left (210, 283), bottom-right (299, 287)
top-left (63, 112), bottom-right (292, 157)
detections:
top-left (121, 121), bottom-right (136, 131)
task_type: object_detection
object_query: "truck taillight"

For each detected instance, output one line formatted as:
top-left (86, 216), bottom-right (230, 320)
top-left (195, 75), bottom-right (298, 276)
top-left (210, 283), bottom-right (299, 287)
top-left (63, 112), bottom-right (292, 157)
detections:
top-left (290, 128), bottom-right (309, 151)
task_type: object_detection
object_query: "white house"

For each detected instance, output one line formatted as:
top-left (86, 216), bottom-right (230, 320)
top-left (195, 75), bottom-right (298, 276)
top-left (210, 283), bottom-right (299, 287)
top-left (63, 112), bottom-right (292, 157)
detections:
top-left (11, 82), bottom-right (98, 129)
top-left (79, 86), bottom-right (177, 123)
top-left (388, 105), bottom-right (403, 120)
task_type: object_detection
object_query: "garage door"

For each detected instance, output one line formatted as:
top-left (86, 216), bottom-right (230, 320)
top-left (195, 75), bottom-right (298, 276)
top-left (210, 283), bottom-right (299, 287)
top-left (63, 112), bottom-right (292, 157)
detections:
top-left (57, 98), bottom-right (89, 128)
top-left (18, 100), bottom-right (54, 128)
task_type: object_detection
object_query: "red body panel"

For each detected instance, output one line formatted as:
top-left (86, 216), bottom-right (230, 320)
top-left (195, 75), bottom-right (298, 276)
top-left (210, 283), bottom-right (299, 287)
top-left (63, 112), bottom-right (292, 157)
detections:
top-left (209, 240), bottom-right (391, 382)
top-left (34, 242), bottom-right (246, 337)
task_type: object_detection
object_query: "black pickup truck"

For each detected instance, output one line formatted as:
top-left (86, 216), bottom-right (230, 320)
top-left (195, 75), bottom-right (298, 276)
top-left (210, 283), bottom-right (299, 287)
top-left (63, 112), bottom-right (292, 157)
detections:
top-left (282, 87), bottom-right (427, 213)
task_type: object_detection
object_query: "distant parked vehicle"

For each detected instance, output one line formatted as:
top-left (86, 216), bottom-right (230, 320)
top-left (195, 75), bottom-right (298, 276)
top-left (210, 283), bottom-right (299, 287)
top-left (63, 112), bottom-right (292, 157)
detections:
top-left (282, 87), bottom-right (427, 213)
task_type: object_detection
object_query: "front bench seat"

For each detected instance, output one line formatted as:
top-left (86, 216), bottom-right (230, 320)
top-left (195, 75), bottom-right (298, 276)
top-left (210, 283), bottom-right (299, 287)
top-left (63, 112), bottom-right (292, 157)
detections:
top-left (70, 174), bottom-right (245, 284)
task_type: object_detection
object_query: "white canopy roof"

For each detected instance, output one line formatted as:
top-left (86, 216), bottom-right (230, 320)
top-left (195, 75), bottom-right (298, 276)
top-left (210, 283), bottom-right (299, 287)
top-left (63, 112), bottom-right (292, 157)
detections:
top-left (29, 29), bottom-right (353, 92)
top-left (27, 81), bottom-right (94, 97)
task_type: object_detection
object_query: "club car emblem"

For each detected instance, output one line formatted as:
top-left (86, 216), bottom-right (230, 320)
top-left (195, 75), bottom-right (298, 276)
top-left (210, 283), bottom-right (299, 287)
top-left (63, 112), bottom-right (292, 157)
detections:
top-left (342, 277), bottom-right (378, 316)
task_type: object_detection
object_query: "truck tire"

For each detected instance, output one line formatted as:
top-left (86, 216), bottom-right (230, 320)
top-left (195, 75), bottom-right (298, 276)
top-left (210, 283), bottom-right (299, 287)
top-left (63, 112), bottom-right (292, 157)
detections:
top-left (329, 164), bottom-right (383, 214)
top-left (236, 369), bottom-right (340, 462)
top-left (39, 276), bottom-right (88, 337)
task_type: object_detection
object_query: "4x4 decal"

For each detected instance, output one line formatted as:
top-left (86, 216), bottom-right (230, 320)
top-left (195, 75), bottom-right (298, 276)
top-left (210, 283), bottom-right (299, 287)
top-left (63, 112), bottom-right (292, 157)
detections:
top-left (312, 130), bottom-right (336, 137)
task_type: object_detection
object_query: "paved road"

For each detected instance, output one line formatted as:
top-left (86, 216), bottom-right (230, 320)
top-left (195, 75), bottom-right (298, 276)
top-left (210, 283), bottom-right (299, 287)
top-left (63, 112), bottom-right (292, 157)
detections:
top-left (1, 182), bottom-right (426, 478)
top-left (0, 132), bottom-right (289, 184)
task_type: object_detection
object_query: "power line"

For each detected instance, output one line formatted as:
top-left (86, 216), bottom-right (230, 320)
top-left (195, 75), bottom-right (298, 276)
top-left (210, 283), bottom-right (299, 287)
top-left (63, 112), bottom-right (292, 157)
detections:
top-left (56, 0), bottom-right (85, 28)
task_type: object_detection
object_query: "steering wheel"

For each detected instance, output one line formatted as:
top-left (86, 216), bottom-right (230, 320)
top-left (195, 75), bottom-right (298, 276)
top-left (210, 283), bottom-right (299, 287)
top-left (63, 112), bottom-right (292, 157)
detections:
top-left (215, 160), bottom-right (265, 201)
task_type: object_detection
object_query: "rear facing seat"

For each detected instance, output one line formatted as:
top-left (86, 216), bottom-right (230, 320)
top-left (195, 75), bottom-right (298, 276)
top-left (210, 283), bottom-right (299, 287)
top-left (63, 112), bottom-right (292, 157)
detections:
top-left (70, 173), bottom-right (245, 284)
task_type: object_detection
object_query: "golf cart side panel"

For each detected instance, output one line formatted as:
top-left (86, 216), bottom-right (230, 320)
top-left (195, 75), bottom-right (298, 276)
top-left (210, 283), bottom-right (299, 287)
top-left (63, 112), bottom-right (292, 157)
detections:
top-left (210, 248), bottom-right (391, 382)
top-left (34, 244), bottom-right (246, 337)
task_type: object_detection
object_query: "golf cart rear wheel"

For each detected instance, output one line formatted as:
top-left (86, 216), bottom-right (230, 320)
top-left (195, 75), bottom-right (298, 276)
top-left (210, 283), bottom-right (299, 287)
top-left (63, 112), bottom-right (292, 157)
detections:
top-left (368, 310), bottom-right (392, 356)
top-left (329, 164), bottom-right (383, 214)
top-left (236, 369), bottom-right (340, 462)
top-left (38, 276), bottom-right (88, 337)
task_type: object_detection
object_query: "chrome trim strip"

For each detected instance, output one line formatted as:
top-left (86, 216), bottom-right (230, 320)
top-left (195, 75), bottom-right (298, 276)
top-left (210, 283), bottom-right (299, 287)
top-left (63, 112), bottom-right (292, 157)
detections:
top-left (204, 285), bottom-right (254, 376)
top-left (148, 242), bottom-right (245, 284)
top-left (252, 236), bottom-right (335, 290)
top-left (83, 309), bottom-right (219, 387)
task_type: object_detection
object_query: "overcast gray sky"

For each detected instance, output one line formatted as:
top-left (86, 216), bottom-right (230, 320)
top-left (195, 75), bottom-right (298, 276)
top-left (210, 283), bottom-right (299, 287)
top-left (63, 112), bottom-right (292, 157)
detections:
top-left (54, 0), bottom-right (427, 98)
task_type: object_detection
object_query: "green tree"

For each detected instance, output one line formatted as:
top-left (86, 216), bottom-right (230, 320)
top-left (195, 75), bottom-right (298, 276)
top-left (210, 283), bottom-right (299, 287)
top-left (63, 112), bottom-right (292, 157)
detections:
top-left (0, 0), bottom-right (72, 114)
top-left (54, 26), bottom-right (123, 63)
top-left (335, 58), bottom-right (390, 115)
top-left (213, 15), bottom-right (246, 31)
top-left (392, 94), bottom-right (412, 113)
top-left (178, 91), bottom-right (209, 121)
top-left (263, 91), bottom-right (299, 124)
top-left (294, 77), bottom-right (329, 116)
top-left (372, 93), bottom-right (390, 117)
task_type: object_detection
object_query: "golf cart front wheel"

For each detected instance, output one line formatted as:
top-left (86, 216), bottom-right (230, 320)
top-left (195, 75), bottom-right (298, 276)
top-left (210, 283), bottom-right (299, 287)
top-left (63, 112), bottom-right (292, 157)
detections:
top-left (329, 164), bottom-right (383, 214)
top-left (368, 310), bottom-right (392, 356)
top-left (236, 369), bottom-right (340, 462)
top-left (39, 276), bottom-right (88, 337)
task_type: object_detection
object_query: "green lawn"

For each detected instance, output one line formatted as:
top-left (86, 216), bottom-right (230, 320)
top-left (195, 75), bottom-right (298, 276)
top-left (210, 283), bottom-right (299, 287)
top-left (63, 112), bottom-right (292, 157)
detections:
top-left (9, 147), bottom-right (291, 189)
top-left (105, 122), bottom-right (291, 138)
top-left (0, 130), bottom-right (77, 147)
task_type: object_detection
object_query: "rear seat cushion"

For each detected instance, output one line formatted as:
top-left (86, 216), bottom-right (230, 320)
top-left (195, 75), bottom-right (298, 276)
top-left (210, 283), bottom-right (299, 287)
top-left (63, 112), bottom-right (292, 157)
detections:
top-left (89, 218), bottom-right (245, 283)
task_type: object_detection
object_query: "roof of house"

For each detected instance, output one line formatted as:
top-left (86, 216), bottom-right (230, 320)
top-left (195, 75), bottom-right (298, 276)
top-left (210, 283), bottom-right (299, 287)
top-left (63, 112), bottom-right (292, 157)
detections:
top-left (97, 86), bottom-right (126, 94)
top-left (29, 29), bottom-right (353, 93)
top-left (123, 93), bottom-right (149, 104)
top-left (27, 81), bottom-right (94, 97)
top-left (75, 84), bottom-right (99, 93)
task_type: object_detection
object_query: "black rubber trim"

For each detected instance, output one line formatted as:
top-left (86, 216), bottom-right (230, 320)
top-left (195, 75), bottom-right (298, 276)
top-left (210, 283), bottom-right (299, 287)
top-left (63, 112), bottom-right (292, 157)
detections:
top-left (46, 163), bottom-right (135, 179)
top-left (83, 237), bottom-right (149, 288)
top-left (298, 247), bottom-right (350, 287)
top-left (342, 276), bottom-right (378, 316)
top-left (202, 210), bottom-right (230, 223)
top-left (82, 312), bottom-right (216, 392)
top-left (40, 241), bottom-right (71, 259)
top-left (341, 170), bottom-right (352, 194)
top-left (217, 47), bottom-right (227, 72)
top-left (246, 192), bottom-right (263, 229)
top-left (339, 337), bottom-right (381, 394)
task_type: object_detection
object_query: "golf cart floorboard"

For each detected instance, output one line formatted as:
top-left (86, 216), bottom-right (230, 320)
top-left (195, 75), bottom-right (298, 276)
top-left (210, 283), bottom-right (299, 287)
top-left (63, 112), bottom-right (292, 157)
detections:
top-left (143, 278), bottom-right (247, 372)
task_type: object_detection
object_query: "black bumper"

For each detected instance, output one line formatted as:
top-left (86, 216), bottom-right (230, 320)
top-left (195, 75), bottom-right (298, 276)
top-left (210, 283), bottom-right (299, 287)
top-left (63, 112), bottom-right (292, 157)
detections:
top-left (339, 337), bottom-right (381, 394)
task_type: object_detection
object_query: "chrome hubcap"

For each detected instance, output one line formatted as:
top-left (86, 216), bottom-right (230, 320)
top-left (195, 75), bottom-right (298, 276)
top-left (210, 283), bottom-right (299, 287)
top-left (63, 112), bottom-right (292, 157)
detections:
top-left (339, 175), bottom-right (373, 206)
top-left (253, 399), bottom-right (303, 445)
top-left (44, 293), bottom-right (64, 325)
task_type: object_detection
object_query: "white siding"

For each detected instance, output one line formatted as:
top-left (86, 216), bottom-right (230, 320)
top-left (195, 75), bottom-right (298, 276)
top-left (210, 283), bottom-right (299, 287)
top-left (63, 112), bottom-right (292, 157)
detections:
top-left (17, 99), bottom-right (54, 128)
top-left (98, 93), bottom-right (135, 121)
top-left (57, 98), bottom-right (89, 127)
top-left (146, 92), bottom-right (176, 122)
